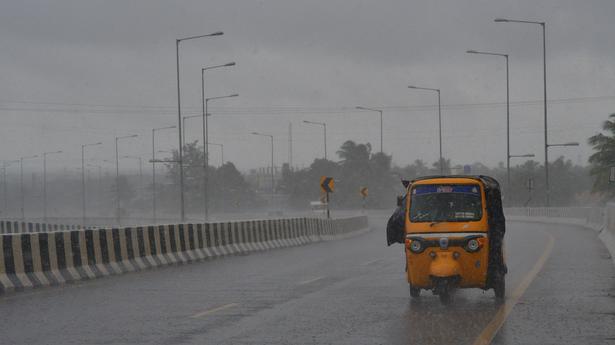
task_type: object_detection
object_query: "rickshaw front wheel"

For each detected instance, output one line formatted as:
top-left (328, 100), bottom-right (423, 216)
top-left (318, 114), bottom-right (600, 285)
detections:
top-left (409, 285), bottom-right (420, 298)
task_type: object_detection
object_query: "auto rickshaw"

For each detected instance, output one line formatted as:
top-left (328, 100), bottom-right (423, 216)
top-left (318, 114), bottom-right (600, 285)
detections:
top-left (387, 175), bottom-right (507, 304)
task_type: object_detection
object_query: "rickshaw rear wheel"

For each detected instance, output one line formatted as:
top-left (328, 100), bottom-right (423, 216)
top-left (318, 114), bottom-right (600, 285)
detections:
top-left (438, 289), bottom-right (451, 304)
top-left (409, 285), bottom-right (420, 298)
top-left (435, 281), bottom-right (451, 304)
top-left (493, 273), bottom-right (505, 299)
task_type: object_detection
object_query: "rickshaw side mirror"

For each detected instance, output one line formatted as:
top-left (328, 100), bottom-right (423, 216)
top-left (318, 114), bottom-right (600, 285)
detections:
top-left (396, 195), bottom-right (404, 207)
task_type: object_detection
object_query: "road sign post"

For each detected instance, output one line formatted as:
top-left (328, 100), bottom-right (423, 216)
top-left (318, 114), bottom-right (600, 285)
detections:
top-left (525, 177), bottom-right (534, 206)
top-left (320, 176), bottom-right (334, 219)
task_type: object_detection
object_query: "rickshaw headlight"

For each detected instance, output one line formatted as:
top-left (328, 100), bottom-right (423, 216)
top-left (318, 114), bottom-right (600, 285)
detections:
top-left (409, 240), bottom-right (423, 253)
top-left (465, 239), bottom-right (480, 252)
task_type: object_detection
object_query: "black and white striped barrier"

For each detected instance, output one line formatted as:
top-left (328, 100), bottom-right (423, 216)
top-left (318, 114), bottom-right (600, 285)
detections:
top-left (0, 216), bottom-right (368, 292)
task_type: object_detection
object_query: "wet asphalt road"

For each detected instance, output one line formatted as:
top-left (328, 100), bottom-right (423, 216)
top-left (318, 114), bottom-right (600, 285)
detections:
top-left (0, 214), bottom-right (614, 345)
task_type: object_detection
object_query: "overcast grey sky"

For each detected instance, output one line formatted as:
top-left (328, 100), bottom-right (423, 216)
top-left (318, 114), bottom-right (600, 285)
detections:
top-left (1, 0), bottom-right (614, 174)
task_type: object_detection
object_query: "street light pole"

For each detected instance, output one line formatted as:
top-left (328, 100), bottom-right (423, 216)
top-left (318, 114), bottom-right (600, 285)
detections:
top-left (355, 106), bottom-right (384, 153)
top-left (252, 132), bottom-right (275, 209)
top-left (176, 31), bottom-right (223, 223)
top-left (408, 86), bottom-right (443, 174)
top-left (201, 63), bottom-right (236, 153)
top-left (495, 18), bottom-right (549, 205)
top-left (115, 134), bottom-right (138, 226)
top-left (152, 125), bottom-right (175, 224)
top-left (43, 150), bottom-right (63, 224)
top-left (200, 62), bottom-right (235, 218)
top-left (303, 120), bottom-right (327, 160)
top-left (466, 50), bottom-right (510, 190)
top-left (203, 93), bottom-right (238, 221)
top-left (19, 155), bottom-right (38, 221)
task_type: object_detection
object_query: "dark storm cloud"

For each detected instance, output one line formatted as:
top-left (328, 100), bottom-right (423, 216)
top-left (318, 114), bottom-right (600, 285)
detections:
top-left (0, 0), bottom-right (614, 171)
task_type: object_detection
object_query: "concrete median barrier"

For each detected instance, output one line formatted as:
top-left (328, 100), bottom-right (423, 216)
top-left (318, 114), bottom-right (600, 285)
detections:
top-left (0, 216), bottom-right (368, 293)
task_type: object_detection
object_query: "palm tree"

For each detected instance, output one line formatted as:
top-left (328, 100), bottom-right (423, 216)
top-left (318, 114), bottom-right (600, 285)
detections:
top-left (337, 141), bottom-right (371, 164)
top-left (588, 113), bottom-right (615, 196)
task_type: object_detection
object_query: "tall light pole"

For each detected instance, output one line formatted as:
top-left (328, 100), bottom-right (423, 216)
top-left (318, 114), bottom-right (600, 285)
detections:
top-left (115, 134), bottom-right (138, 226)
top-left (204, 93), bottom-right (238, 221)
top-left (176, 31), bottom-right (223, 223)
top-left (43, 150), bottom-right (63, 224)
top-left (252, 132), bottom-right (275, 209)
top-left (152, 125), bottom-right (175, 224)
top-left (208, 142), bottom-right (224, 166)
top-left (201, 63), bottom-right (236, 148)
top-left (495, 18), bottom-right (549, 205)
top-left (19, 155), bottom-right (38, 221)
top-left (355, 106), bottom-right (384, 153)
top-left (466, 50), bottom-right (510, 189)
top-left (2, 160), bottom-right (18, 216)
top-left (408, 85), bottom-right (443, 174)
top-left (303, 120), bottom-right (327, 160)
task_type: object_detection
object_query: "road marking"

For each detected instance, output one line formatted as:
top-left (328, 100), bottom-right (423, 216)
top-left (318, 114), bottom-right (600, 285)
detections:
top-left (361, 259), bottom-right (382, 266)
top-left (472, 233), bottom-right (555, 345)
top-left (298, 276), bottom-right (325, 285)
top-left (191, 303), bottom-right (239, 318)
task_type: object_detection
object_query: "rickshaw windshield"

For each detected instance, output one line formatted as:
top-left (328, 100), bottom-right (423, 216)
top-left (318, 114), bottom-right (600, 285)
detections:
top-left (410, 184), bottom-right (482, 222)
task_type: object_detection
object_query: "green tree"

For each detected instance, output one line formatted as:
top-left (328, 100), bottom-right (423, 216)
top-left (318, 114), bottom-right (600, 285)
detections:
top-left (165, 141), bottom-right (205, 212)
top-left (336, 141), bottom-right (372, 207)
top-left (164, 141), bottom-right (259, 214)
top-left (209, 162), bottom-right (260, 211)
top-left (284, 158), bottom-right (339, 208)
top-left (588, 113), bottom-right (615, 198)
top-left (367, 151), bottom-right (396, 208)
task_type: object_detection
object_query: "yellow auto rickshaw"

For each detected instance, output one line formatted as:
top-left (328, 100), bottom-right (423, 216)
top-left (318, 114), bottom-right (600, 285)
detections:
top-left (387, 175), bottom-right (506, 304)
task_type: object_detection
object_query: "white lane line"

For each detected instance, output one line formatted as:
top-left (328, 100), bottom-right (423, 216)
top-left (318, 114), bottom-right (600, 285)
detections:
top-left (191, 303), bottom-right (239, 318)
top-left (361, 259), bottom-right (382, 266)
top-left (297, 276), bottom-right (325, 285)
